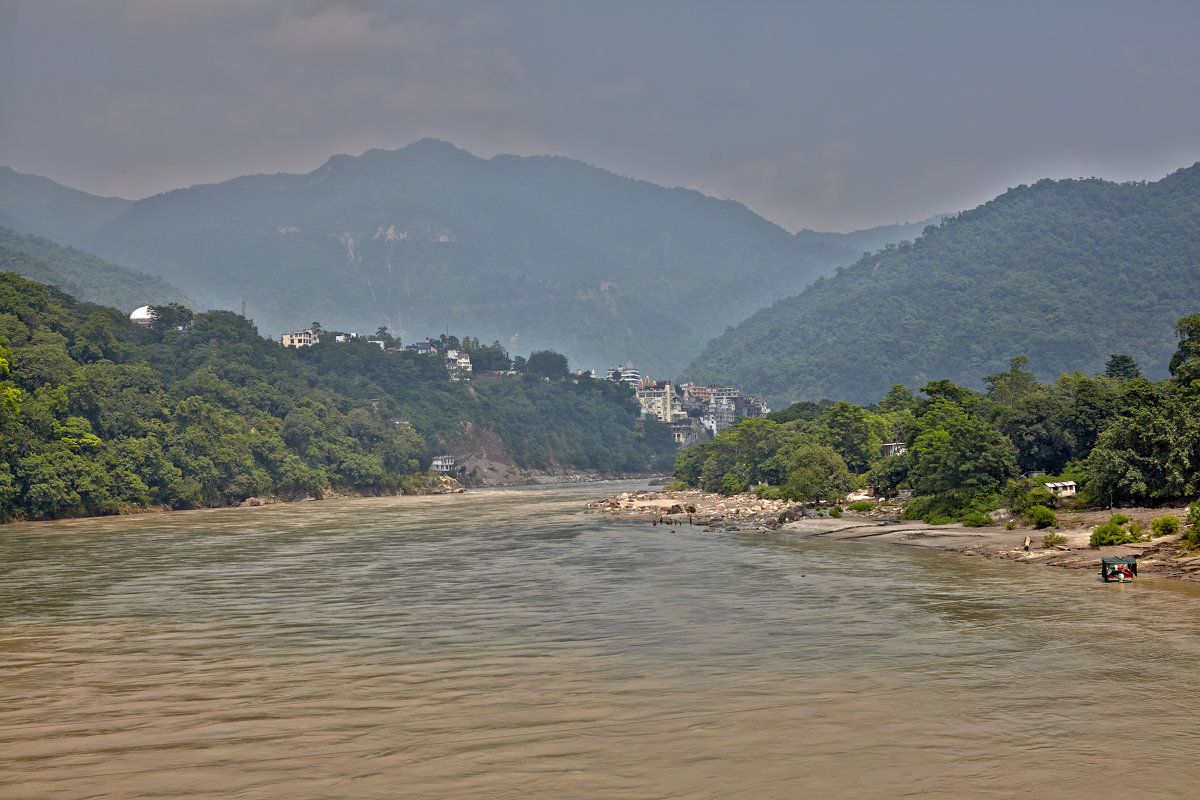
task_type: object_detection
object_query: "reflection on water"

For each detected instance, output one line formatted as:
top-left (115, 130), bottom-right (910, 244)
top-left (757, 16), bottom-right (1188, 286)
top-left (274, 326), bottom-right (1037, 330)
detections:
top-left (3, 482), bottom-right (1200, 798)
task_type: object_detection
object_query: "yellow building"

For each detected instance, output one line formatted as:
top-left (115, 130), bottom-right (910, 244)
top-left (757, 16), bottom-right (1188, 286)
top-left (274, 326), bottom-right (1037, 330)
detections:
top-left (635, 381), bottom-right (684, 423)
top-left (281, 329), bottom-right (318, 347)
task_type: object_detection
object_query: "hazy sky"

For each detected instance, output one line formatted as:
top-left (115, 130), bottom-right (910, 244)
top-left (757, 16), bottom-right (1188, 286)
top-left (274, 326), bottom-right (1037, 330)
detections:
top-left (2, 0), bottom-right (1198, 232)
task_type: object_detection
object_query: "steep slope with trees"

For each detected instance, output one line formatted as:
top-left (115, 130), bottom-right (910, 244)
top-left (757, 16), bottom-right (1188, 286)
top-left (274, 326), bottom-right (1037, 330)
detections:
top-left (0, 274), bottom-right (674, 522)
top-left (0, 226), bottom-right (186, 311)
top-left (684, 164), bottom-right (1200, 406)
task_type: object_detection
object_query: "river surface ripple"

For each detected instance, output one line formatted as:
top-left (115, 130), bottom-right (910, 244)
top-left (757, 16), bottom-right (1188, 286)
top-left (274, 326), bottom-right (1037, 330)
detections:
top-left (3, 481), bottom-right (1200, 799)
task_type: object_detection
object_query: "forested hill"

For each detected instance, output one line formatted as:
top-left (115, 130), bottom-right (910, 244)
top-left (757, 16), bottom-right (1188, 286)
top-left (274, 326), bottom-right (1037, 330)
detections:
top-left (0, 226), bottom-right (187, 312)
top-left (683, 164), bottom-right (1200, 407)
top-left (48, 139), bottom-right (913, 378)
top-left (0, 273), bottom-right (674, 522)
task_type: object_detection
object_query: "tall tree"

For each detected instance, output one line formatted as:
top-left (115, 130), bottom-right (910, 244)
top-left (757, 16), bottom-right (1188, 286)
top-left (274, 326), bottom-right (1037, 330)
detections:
top-left (1169, 313), bottom-right (1200, 385)
top-left (817, 401), bottom-right (883, 472)
top-left (1085, 392), bottom-right (1200, 503)
top-left (994, 395), bottom-right (1074, 474)
top-left (526, 350), bottom-right (569, 381)
top-left (1104, 353), bottom-right (1142, 381)
top-left (783, 444), bottom-right (855, 503)
top-left (911, 414), bottom-right (1018, 494)
top-left (983, 356), bottom-right (1040, 407)
top-left (149, 302), bottom-right (194, 333)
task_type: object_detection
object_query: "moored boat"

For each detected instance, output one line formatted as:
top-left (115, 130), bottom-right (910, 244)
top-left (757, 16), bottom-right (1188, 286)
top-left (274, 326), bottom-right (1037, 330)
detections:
top-left (1101, 555), bottom-right (1137, 582)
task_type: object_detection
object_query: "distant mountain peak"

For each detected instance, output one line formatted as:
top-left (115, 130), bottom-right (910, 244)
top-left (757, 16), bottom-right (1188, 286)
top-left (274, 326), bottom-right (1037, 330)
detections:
top-left (399, 137), bottom-right (472, 156)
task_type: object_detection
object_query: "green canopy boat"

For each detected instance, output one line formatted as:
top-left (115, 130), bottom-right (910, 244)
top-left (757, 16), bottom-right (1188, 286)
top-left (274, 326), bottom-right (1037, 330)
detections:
top-left (1101, 555), bottom-right (1137, 582)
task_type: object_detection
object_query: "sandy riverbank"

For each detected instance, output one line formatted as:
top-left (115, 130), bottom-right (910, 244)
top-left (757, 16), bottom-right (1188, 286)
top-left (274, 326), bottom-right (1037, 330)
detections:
top-left (586, 488), bottom-right (1200, 582)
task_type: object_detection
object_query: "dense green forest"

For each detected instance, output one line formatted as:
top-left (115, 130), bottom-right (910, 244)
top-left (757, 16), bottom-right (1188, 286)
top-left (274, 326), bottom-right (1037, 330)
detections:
top-left (674, 322), bottom-right (1200, 528)
top-left (0, 225), bottom-right (186, 311)
top-left (0, 273), bottom-right (674, 522)
top-left (685, 164), bottom-right (1200, 406)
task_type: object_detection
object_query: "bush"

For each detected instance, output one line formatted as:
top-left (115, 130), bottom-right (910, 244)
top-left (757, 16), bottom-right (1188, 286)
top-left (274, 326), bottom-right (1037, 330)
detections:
top-left (719, 472), bottom-right (747, 496)
top-left (1109, 513), bottom-right (1130, 526)
top-left (1009, 479), bottom-right (1054, 513)
top-left (848, 501), bottom-right (875, 512)
top-left (902, 490), bottom-right (1001, 525)
top-left (1151, 515), bottom-right (1180, 537)
top-left (1043, 532), bottom-right (1067, 547)
top-left (1128, 521), bottom-right (1146, 541)
top-left (1090, 520), bottom-right (1133, 548)
top-left (754, 484), bottom-right (783, 500)
top-left (1006, 520), bottom-right (1015, 530)
top-left (1026, 505), bottom-right (1057, 529)
top-left (961, 511), bottom-right (990, 527)
top-left (1027, 486), bottom-right (1055, 509)
top-left (665, 480), bottom-right (690, 491)
top-left (829, 505), bottom-right (842, 518)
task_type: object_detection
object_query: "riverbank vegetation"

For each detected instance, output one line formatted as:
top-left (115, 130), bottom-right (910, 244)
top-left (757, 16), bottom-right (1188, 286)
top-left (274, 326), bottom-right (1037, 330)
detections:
top-left (673, 317), bottom-right (1200, 524)
top-left (0, 273), bottom-right (674, 521)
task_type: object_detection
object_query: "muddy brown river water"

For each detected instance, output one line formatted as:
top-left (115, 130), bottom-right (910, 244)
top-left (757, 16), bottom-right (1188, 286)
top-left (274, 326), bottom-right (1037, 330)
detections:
top-left (3, 481), bottom-right (1199, 798)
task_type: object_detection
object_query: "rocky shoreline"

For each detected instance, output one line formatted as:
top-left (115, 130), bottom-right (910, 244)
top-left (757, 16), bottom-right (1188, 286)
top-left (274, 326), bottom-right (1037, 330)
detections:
top-left (586, 488), bottom-right (1200, 583)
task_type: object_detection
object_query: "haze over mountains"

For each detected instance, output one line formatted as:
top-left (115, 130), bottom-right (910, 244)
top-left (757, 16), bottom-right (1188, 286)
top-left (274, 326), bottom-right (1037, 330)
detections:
top-left (3, 143), bottom-right (1198, 407)
top-left (0, 166), bottom-right (132, 242)
top-left (0, 141), bottom-right (929, 379)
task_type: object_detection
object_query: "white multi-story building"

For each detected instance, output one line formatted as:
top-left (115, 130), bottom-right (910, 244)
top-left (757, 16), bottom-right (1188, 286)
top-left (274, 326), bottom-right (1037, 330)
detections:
top-left (444, 349), bottom-right (473, 380)
top-left (606, 362), bottom-right (641, 386)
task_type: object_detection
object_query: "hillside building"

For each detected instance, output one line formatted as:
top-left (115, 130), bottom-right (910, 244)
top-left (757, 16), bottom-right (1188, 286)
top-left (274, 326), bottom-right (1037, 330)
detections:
top-left (404, 339), bottom-right (438, 354)
top-left (1045, 480), bottom-right (1077, 498)
top-left (634, 380), bottom-right (685, 423)
top-left (678, 382), bottom-right (769, 429)
top-left (445, 349), bottom-right (473, 380)
top-left (606, 362), bottom-right (641, 386)
top-left (129, 305), bottom-right (155, 326)
top-left (669, 418), bottom-right (708, 447)
top-left (281, 329), bottom-right (318, 347)
top-left (701, 401), bottom-right (736, 435)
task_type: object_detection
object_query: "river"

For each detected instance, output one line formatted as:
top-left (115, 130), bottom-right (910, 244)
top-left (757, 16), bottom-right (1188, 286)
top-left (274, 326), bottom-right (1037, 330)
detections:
top-left (3, 481), bottom-right (1200, 799)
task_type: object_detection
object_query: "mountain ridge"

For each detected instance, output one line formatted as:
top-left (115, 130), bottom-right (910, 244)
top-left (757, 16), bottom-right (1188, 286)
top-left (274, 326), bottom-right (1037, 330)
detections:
top-left (42, 140), bottom-right (925, 376)
top-left (0, 166), bottom-right (133, 245)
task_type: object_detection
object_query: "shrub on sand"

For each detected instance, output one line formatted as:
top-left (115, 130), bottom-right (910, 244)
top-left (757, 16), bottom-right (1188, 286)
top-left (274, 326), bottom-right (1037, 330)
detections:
top-left (1026, 505), bottom-right (1057, 529)
top-left (1090, 520), bottom-right (1133, 548)
top-left (1151, 515), bottom-right (1180, 538)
